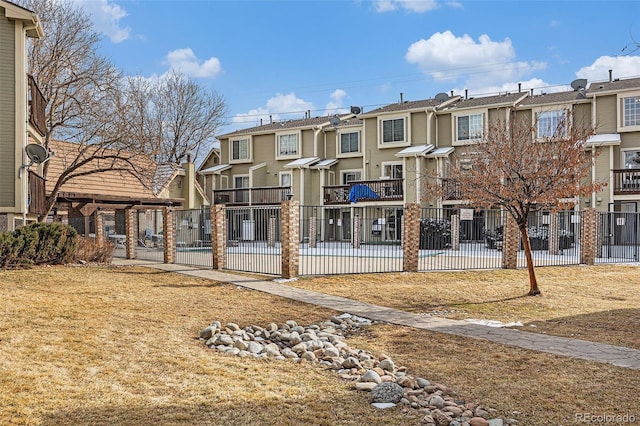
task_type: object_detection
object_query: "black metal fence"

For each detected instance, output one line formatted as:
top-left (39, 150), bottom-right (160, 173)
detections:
top-left (174, 208), bottom-right (212, 268)
top-left (521, 210), bottom-right (582, 267)
top-left (299, 205), bottom-right (405, 275)
top-left (225, 206), bottom-right (281, 275)
top-left (133, 209), bottom-right (164, 262)
top-left (597, 211), bottom-right (640, 262)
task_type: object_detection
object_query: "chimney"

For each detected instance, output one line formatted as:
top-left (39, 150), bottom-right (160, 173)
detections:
top-left (260, 118), bottom-right (263, 125)
top-left (450, 90), bottom-right (454, 97)
top-left (307, 109), bottom-right (311, 118)
top-left (269, 115), bottom-right (273, 124)
top-left (609, 69), bottom-right (613, 82)
top-left (518, 83), bottom-right (521, 93)
top-left (400, 92), bottom-right (403, 103)
top-left (530, 88), bottom-right (534, 96)
top-left (465, 89), bottom-right (468, 100)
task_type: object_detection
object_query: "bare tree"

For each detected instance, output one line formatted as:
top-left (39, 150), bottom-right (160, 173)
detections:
top-left (429, 112), bottom-right (606, 296)
top-left (19, 0), bottom-right (154, 219)
top-left (126, 69), bottom-right (228, 164)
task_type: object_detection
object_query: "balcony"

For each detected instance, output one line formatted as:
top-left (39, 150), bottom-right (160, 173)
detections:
top-left (442, 178), bottom-right (464, 200)
top-left (213, 186), bottom-right (291, 206)
top-left (28, 170), bottom-right (47, 216)
top-left (28, 75), bottom-right (47, 137)
top-left (613, 169), bottom-right (640, 195)
top-left (323, 179), bottom-right (403, 205)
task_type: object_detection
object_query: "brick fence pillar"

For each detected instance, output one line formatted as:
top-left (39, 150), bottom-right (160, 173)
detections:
top-left (403, 203), bottom-right (420, 272)
top-left (595, 211), bottom-right (603, 258)
top-left (281, 200), bottom-right (299, 279)
top-left (211, 204), bottom-right (226, 270)
top-left (450, 214), bottom-right (460, 251)
top-left (548, 212), bottom-right (559, 255)
top-left (163, 207), bottom-right (175, 264)
top-left (95, 211), bottom-right (104, 246)
top-left (580, 208), bottom-right (597, 265)
top-left (502, 212), bottom-right (519, 269)
top-left (267, 215), bottom-right (276, 248)
top-left (309, 216), bottom-right (317, 248)
top-left (353, 214), bottom-right (361, 249)
top-left (125, 208), bottom-right (135, 260)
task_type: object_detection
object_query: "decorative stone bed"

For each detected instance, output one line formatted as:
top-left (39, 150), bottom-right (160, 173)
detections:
top-left (200, 313), bottom-right (517, 426)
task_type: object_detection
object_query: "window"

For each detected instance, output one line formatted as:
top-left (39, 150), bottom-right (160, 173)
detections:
top-left (382, 163), bottom-right (403, 179)
top-left (279, 172), bottom-right (292, 187)
top-left (231, 138), bottom-right (250, 161)
top-left (342, 171), bottom-right (361, 184)
top-left (624, 151), bottom-right (640, 169)
top-left (340, 132), bottom-right (360, 154)
top-left (277, 133), bottom-right (298, 157)
top-left (623, 96), bottom-right (640, 127)
top-left (382, 118), bottom-right (405, 143)
top-left (456, 113), bottom-right (483, 141)
top-left (537, 110), bottom-right (567, 138)
top-left (234, 175), bottom-right (249, 188)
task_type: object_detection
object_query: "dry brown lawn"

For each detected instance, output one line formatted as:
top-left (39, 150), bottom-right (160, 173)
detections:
top-left (1, 264), bottom-right (639, 425)
top-left (288, 265), bottom-right (640, 350)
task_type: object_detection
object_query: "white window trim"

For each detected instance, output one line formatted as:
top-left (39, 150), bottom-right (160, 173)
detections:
top-left (378, 114), bottom-right (410, 148)
top-left (452, 109), bottom-right (486, 146)
top-left (381, 161), bottom-right (403, 179)
top-left (341, 169), bottom-right (363, 185)
top-left (233, 174), bottom-right (250, 188)
top-left (279, 171), bottom-right (293, 188)
top-left (229, 136), bottom-right (252, 164)
top-left (617, 91), bottom-right (640, 133)
top-left (337, 129), bottom-right (362, 158)
top-left (533, 106), bottom-right (571, 141)
top-left (275, 131), bottom-right (302, 160)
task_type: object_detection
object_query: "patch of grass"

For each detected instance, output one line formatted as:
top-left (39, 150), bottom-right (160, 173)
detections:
top-left (1, 265), bottom-right (639, 425)
top-left (287, 265), bottom-right (640, 349)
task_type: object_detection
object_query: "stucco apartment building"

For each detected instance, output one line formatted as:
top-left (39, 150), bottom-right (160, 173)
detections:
top-left (199, 73), bottom-right (640, 242)
top-left (0, 0), bottom-right (46, 231)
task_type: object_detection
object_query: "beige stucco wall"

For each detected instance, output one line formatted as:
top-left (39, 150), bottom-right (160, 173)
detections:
top-left (0, 13), bottom-right (16, 208)
top-left (594, 94), bottom-right (617, 133)
top-left (435, 114), bottom-right (452, 147)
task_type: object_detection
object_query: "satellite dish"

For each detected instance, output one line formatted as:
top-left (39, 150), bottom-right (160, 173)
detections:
top-left (329, 116), bottom-right (341, 126)
top-left (350, 106), bottom-right (361, 115)
top-left (25, 143), bottom-right (49, 165)
top-left (570, 78), bottom-right (588, 91)
top-left (434, 92), bottom-right (449, 103)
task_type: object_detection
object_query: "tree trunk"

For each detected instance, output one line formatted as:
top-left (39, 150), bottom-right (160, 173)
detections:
top-left (519, 225), bottom-right (541, 296)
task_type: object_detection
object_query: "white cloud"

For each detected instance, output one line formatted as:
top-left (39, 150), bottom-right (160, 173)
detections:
top-left (374, 0), bottom-right (438, 13)
top-left (76, 0), bottom-right (131, 43)
top-left (576, 56), bottom-right (640, 82)
top-left (233, 93), bottom-right (315, 126)
top-left (165, 48), bottom-right (223, 79)
top-left (326, 89), bottom-right (349, 115)
top-left (405, 31), bottom-right (546, 89)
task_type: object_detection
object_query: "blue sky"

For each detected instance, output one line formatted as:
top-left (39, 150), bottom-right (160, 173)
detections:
top-left (75, 0), bottom-right (640, 135)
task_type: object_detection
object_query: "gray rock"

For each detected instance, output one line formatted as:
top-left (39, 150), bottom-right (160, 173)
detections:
top-left (233, 339), bottom-right (249, 351)
top-left (301, 351), bottom-right (316, 361)
top-left (342, 357), bottom-right (361, 369)
top-left (291, 342), bottom-right (307, 354)
top-left (225, 323), bottom-right (240, 331)
top-left (488, 420), bottom-right (503, 426)
top-left (355, 382), bottom-right (377, 391)
top-left (199, 325), bottom-right (217, 340)
top-left (370, 382), bottom-right (404, 404)
top-left (379, 358), bottom-right (395, 372)
top-left (281, 348), bottom-right (299, 359)
top-left (430, 395), bottom-right (446, 409)
top-left (289, 331), bottom-right (301, 345)
top-left (432, 409), bottom-right (452, 426)
top-left (264, 343), bottom-right (281, 357)
top-left (323, 347), bottom-right (340, 358)
top-left (417, 377), bottom-right (431, 388)
top-left (215, 334), bottom-right (234, 346)
top-left (361, 370), bottom-right (382, 384)
top-left (246, 341), bottom-right (263, 354)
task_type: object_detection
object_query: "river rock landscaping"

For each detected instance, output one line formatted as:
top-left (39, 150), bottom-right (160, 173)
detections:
top-left (200, 313), bottom-right (517, 426)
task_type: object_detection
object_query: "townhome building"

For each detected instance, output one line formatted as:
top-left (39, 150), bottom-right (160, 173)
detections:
top-left (202, 73), bottom-right (640, 243)
top-left (0, 0), bottom-right (45, 231)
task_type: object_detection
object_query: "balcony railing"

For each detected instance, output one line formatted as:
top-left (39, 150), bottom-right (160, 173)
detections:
top-left (213, 186), bottom-right (291, 206)
top-left (28, 170), bottom-right (47, 216)
top-left (613, 169), bottom-right (640, 195)
top-left (323, 179), bottom-right (403, 205)
top-left (28, 75), bottom-right (47, 137)
top-left (442, 178), bottom-right (464, 200)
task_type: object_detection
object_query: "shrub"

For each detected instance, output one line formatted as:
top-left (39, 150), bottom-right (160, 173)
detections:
top-left (0, 222), bottom-right (78, 269)
top-left (74, 236), bottom-right (114, 264)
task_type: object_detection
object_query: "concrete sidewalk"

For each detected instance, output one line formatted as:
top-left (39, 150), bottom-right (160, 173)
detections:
top-left (113, 259), bottom-right (640, 370)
